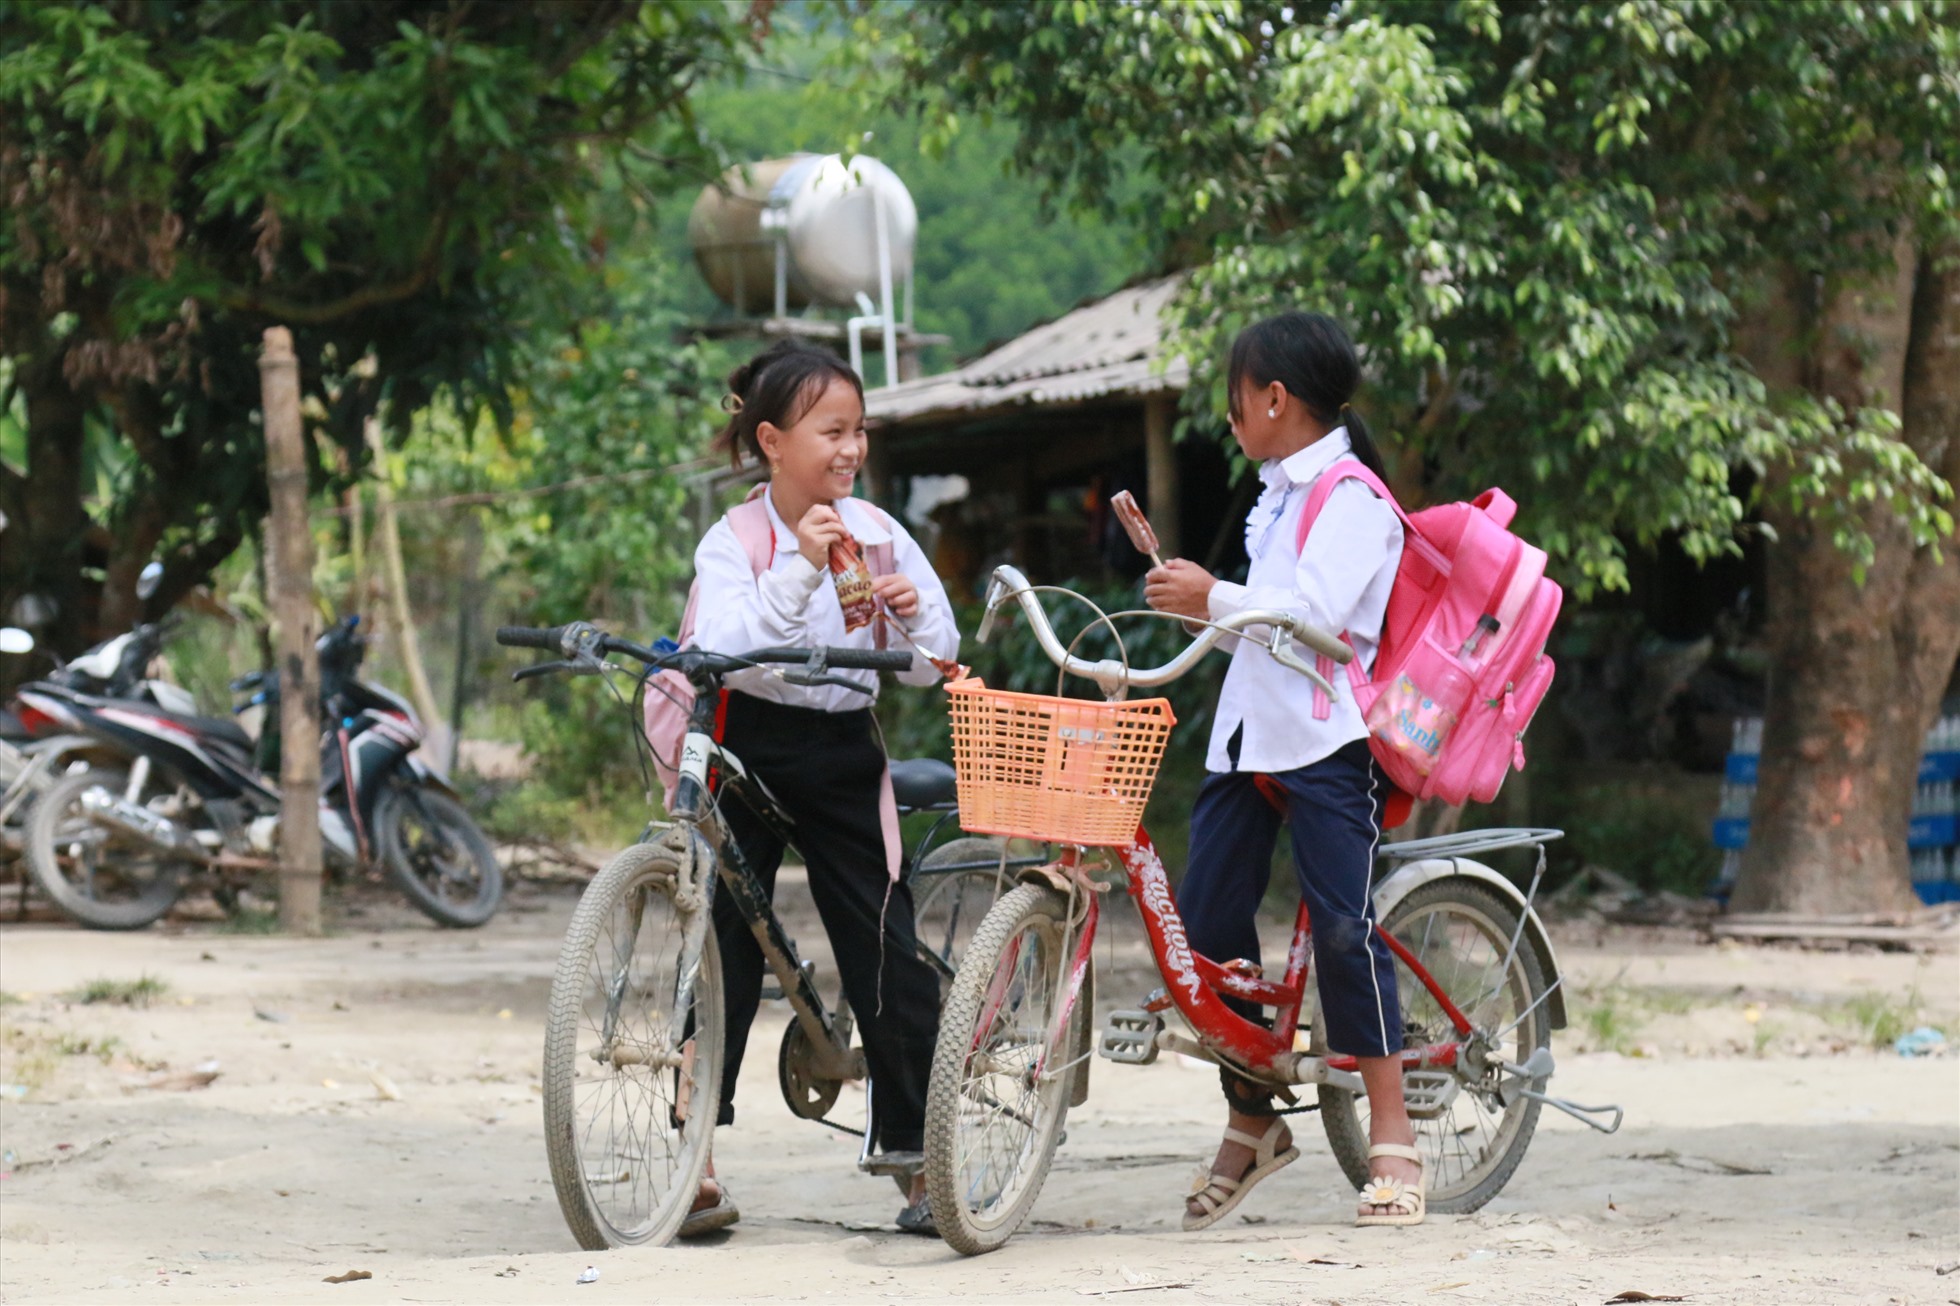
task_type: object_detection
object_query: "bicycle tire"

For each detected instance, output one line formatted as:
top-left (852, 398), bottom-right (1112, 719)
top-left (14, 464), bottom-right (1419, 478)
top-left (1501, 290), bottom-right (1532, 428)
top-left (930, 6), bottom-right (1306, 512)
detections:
top-left (923, 882), bottom-right (1077, 1255)
top-left (373, 785), bottom-right (504, 928)
top-left (1317, 878), bottom-right (1551, 1213)
top-left (911, 837), bottom-right (1014, 981)
top-left (542, 835), bottom-right (723, 1249)
top-left (25, 769), bottom-right (186, 930)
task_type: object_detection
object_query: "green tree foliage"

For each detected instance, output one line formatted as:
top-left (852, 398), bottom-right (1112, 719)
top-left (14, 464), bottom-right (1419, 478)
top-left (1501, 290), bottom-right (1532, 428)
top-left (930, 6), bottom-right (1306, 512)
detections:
top-left (0, 0), bottom-right (760, 665)
top-left (861, 0), bottom-right (1954, 593)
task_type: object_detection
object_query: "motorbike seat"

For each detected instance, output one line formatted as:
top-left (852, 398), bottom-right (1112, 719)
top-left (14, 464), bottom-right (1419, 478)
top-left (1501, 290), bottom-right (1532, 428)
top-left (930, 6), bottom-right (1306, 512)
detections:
top-left (889, 757), bottom-right (957, 809)
top-left (142, 708), bottom-right (253, 752)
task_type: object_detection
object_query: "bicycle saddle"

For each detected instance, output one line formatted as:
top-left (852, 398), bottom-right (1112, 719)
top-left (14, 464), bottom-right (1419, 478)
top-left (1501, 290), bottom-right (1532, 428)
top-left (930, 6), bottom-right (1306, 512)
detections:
top-left (889, 757), bottom-right (957, 809)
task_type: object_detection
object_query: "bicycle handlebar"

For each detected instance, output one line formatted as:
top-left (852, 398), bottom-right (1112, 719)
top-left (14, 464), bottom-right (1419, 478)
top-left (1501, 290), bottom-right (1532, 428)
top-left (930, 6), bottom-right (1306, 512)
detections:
top-left (495, 623), bottom-right (915, 681)
top-left (976, 564), bottom-right (1352, 697)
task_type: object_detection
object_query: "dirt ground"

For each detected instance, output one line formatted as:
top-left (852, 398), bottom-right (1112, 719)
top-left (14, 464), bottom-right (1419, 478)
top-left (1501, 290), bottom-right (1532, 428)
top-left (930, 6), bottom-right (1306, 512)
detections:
top-left (1, 872), bottom-right (1956, 1306)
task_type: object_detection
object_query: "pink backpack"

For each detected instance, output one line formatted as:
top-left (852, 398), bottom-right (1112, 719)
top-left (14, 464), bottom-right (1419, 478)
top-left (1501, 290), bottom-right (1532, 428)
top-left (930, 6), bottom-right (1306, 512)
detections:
top-left (1295, 461), bottom-right (1561, 807)
top-left (644, 489), bottom-right (895, 807)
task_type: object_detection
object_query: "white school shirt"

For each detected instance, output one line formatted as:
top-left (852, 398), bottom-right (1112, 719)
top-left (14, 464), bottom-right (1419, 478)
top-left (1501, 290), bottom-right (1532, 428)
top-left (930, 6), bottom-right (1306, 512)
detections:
top-left (1202, 428), bottom-right (1404, 774)
top-left (690, 488), bottom-right (961, 712)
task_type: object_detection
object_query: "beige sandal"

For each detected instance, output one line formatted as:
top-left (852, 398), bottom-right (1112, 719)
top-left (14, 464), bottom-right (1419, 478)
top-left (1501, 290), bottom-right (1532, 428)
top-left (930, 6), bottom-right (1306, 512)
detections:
top-left (1181, 1118), bottom-right (1299, 1232)
top-left (1354, 1142), bottom-right (1425, 1227)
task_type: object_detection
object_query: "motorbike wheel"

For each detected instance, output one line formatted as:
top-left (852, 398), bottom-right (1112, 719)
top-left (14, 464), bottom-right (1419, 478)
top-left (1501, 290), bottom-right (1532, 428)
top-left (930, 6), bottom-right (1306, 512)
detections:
top-left (25, 769), bottom-right (189, 930)
top-left (374, 783), bottom-right (503, 928)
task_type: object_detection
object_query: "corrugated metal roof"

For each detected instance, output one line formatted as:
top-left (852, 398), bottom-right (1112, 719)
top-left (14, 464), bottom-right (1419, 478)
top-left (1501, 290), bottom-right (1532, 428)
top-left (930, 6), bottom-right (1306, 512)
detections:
top-left (867, 276), bottom-right (1187, 425)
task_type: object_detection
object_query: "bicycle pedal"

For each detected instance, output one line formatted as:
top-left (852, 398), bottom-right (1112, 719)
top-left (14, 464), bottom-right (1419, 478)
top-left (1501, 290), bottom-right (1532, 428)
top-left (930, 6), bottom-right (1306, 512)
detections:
top-left (860, 1149), bottom-right (924, 1178)
top-left (1401, 1068), bottom-right (1460, 1119)
top-left (1099, 1009), bottom-right (1163, 1065)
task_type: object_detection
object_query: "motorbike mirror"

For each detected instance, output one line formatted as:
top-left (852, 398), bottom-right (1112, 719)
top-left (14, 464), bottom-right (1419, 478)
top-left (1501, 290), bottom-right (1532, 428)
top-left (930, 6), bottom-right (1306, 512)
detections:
top-left (136, 561), bottom-right (164, 601)
top-left (0, 627), bottom-right (34, 655)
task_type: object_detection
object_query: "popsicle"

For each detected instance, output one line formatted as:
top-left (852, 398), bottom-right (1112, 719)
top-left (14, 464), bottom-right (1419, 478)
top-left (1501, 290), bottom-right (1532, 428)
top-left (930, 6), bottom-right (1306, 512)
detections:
top-left (1109, 490), bottom-right (1164, 567)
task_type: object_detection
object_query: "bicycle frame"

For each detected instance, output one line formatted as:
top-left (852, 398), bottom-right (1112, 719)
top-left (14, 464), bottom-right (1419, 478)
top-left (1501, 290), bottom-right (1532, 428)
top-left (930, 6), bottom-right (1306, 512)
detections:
top-left (1021, 831), bottom-right (1487, 1098)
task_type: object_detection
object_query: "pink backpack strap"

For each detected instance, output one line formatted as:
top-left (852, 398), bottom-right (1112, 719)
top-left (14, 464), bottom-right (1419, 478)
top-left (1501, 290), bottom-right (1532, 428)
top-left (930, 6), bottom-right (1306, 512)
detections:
top-left (727, 495), bottom-right (776, 576)
top-left (1293, 459), bottom-right (1408, 721)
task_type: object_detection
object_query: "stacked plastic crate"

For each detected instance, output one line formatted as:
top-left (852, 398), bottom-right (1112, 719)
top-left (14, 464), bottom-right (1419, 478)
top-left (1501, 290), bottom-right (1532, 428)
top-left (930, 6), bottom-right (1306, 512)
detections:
top-left (1713, 714), bottom-right (1960, 904)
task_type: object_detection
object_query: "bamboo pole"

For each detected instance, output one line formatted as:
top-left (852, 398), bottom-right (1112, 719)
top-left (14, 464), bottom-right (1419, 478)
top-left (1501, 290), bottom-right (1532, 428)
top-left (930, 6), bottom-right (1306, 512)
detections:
top-left (365, 413), bottom-right (450, 761)
top-left (260, 326), bottom-right (323, 936)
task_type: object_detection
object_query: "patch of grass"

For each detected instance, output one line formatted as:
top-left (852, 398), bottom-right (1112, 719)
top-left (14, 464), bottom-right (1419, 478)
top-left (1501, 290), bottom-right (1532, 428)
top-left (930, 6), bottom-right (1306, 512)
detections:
top-left (1834, 988), bottom-right (1921, 1049)
top-left (220, 905), bottom-right (282, 935)
top-left (0, 991), bottom-right (21, 1007)
top-left (0, 1024), bottom-right (59, 1089)
top-left (1578, 985), bottom-right (1644, 1054)
top-left (51, 1032), bottom-right (124, 1062)
top-left (70, 975), bottom-right (169, 1008)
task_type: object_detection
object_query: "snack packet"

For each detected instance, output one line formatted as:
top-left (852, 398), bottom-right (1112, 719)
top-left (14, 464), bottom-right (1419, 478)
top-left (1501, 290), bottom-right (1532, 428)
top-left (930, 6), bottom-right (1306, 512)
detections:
top-left (829, 534), bottom-right (878, 633)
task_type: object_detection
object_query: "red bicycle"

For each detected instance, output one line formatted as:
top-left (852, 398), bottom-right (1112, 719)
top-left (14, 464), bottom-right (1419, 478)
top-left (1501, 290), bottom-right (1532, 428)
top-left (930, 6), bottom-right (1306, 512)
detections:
top-left (922, 565), bottom-right (1620, 1255)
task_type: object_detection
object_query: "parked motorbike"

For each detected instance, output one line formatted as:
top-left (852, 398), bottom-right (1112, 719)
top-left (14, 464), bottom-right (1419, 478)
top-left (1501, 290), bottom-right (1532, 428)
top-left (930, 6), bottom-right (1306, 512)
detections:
top-left (16, 616), bottom-right (503, 930)
top-left (1, 626), bottom-right (138, 884)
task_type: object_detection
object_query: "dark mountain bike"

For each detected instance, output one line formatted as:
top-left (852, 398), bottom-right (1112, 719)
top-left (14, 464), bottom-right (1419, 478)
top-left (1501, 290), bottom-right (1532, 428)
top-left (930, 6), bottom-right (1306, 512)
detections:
top-left (497, 621), bottom-right (1035, 1249)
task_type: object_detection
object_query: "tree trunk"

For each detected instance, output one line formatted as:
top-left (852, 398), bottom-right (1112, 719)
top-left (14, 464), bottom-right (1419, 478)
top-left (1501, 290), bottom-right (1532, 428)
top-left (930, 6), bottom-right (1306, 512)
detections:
top-left (261, 327), bottom-right (324, 937)
top-left (1733, 241), bottom-right (1960, 916)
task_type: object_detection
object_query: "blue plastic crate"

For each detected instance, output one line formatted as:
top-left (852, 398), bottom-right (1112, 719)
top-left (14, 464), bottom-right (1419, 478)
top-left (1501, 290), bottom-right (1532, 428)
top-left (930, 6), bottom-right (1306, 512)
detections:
top-left (1727, 750), bottom-right (1958, 784)
top-left (1914, 881), bottom-right (1959, 906)
top-left (1908, 813), bottom-right (1957, 849)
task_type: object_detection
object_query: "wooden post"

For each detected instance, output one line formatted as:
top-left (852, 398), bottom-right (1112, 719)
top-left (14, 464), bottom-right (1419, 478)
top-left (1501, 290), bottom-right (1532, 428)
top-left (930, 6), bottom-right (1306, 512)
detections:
top-left (260, 327), bottom-right (323, 936)
top-left (1143, 392), bottom-right (1182, 559)
top-left (366, 414), bottom-right (450, 763)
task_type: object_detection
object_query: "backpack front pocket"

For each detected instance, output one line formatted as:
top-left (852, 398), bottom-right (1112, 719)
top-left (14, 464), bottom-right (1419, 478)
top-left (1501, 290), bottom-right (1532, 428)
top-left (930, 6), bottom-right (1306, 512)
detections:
top-left (1365, 638), bottom-right (1476, 777)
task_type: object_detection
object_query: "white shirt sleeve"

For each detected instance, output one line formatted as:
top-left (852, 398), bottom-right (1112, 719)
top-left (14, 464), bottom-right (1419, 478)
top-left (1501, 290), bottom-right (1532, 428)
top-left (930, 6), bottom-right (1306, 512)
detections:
top-left (689, 519), bottom-right (823, 654)
top-left (1207, 480), bottom-right (1402, 637)
top-left (888, 518), bottom-right (962, 686)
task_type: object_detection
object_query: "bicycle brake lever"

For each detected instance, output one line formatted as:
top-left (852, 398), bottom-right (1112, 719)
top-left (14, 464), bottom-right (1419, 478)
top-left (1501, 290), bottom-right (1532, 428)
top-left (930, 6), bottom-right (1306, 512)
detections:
top-left (512, 659), bottom-right (579, 682)
top-left (1267, 634), bottom-right (1338, 701)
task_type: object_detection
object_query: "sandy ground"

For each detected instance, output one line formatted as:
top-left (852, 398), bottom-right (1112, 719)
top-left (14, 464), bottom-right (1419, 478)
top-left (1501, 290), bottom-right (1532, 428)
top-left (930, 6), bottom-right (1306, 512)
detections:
top-left (2, 874), bottom-right (1957, 1306)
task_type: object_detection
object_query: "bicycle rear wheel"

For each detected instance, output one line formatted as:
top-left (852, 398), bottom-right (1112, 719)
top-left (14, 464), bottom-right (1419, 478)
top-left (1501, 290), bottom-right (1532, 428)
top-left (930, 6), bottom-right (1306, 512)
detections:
top-left (923, 883), bottom-right (1077, 1255)
top-left (911, 837), bottom-right (1012, 984)
top-left (541, 834), bottom-right (722, 1249)
top-left (1318, 878), bottom-right (1550, 1213)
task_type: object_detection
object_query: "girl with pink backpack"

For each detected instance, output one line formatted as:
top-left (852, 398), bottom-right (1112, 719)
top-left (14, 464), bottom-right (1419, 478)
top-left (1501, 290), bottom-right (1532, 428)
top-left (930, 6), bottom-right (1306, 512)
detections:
top-left (1143, 312), bottom-right (1426, 1228)
top-left (672, 340), bottom-right (961, 1237)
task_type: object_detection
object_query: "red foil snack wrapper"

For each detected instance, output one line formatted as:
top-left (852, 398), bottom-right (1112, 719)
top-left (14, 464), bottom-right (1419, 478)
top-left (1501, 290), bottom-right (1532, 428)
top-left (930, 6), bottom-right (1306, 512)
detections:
top-left (1109, 490), bottom-right (1160, 559)
top-left (829, 534), bottom-right (878, 633)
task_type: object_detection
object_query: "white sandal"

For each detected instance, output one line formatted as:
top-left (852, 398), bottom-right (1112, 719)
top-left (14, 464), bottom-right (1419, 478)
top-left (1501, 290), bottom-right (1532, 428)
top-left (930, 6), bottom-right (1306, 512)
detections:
top-left (1181, 1118), bottom-right (1299, 1232)
top-left (1354, 1142), bottom-right (1425, 1227)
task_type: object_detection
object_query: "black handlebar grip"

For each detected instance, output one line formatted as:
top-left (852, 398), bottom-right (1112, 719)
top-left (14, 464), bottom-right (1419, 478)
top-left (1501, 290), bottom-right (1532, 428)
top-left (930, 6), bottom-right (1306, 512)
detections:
top-left (823, 648), bottom-right (917, 672)
top-left (496, 625), bottom-right (564, 652)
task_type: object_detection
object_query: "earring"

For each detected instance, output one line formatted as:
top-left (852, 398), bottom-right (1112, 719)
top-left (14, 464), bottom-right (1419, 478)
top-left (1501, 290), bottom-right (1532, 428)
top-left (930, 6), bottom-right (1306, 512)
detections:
top-left (1267, 407), bottom-right (1278, 418)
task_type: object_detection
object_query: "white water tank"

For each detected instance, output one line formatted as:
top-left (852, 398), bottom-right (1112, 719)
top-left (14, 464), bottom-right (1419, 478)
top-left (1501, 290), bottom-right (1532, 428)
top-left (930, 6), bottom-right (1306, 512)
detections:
top-left (688, 154), bottom-right (917, 314)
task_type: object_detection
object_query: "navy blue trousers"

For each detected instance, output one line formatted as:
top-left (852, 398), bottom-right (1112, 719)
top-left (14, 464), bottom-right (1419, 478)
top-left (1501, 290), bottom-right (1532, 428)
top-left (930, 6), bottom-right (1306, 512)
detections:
top-left (1178, 737), bottom-right (1402, 1114)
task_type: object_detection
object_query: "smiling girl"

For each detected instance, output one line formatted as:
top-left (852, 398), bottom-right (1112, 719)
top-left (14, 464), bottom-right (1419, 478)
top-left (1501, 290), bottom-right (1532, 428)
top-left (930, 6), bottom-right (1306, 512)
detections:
top-left (680, 340), bottom-right (959, 1237)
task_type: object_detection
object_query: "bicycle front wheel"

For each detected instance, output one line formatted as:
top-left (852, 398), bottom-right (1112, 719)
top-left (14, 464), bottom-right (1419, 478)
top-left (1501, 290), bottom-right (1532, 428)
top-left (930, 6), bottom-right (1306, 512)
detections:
top-left (542, 834), bottom-right (723, 1249)
top-left (924, 883), bottom-right (1077, 1256)
top-left (1318, 878), bottom-right (1551, 1213)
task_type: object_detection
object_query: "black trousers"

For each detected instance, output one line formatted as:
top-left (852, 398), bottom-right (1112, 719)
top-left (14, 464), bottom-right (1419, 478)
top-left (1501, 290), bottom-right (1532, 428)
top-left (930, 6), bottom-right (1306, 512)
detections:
top-left (1180, 735), bottom-right (1402, 1116)
top-left (709, 692), bottom-right (941, 1153)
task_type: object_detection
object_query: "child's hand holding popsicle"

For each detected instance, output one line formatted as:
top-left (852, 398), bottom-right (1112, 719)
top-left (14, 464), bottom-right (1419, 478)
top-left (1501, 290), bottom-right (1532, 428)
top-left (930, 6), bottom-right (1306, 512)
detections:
top-left (1113, 489), bottom-right (1218, 622)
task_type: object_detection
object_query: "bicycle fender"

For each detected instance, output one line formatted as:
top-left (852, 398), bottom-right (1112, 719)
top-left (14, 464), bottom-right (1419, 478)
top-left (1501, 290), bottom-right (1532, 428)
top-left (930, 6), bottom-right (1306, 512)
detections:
top-left (1371, 858), bottom-right (1567, 1031)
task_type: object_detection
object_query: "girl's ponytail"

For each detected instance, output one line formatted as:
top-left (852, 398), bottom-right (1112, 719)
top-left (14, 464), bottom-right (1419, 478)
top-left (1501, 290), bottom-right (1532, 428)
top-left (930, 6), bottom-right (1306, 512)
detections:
top-left (1229, 313), bottom-right (1390, 483)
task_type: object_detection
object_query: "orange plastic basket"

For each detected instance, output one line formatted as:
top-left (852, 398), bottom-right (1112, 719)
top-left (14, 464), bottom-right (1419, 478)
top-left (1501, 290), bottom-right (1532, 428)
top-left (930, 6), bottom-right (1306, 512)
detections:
top-left (945, 678), bottom-right (1176, 846)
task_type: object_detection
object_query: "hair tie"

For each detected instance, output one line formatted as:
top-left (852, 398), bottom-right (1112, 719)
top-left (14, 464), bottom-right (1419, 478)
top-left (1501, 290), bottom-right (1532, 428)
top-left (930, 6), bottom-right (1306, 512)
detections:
top-left (720, 392), bottom-right (745, 415)
top-left (1339, 402), bottom-right (1353, 420)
